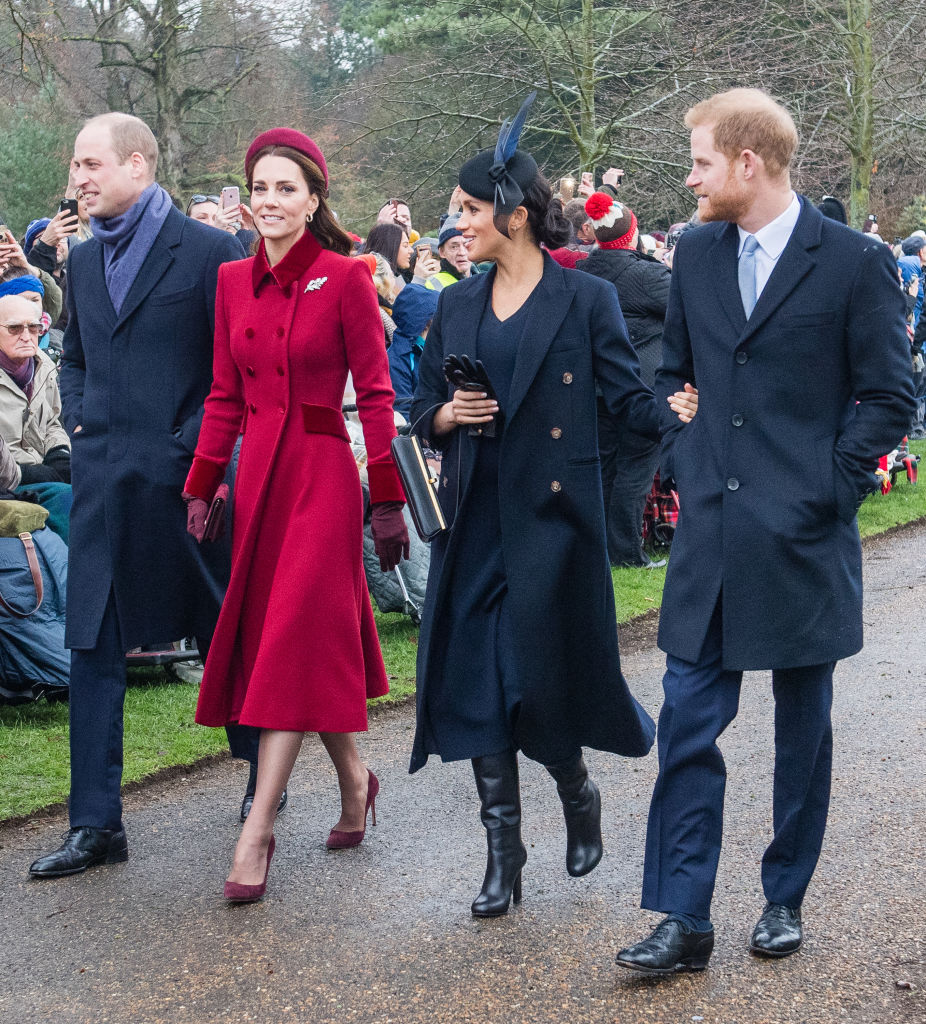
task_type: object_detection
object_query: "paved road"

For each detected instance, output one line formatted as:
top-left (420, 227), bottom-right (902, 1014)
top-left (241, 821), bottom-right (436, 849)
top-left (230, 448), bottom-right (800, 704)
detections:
top-left (1, 525), bottom-right (924, 1024)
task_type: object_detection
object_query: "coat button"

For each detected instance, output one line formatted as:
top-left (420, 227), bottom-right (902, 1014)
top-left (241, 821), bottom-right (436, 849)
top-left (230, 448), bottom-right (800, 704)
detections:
top-left (276, 366), bottom-right (285, 376)
top-left (245, 327), bottom-right (255, 339)
top-left (276, 326), bottom-right (285, 337)
top-left (551, 480), bottom-right (562, 492)
top-left (249, 403), bottom-right (257, 414)
top-left (550, 427), bottom-right (563, 439)
top-left (735, 350), bottom-right (747, 364)
top-left (562, 372), bottom-right (573, 384)
top-left (283, 286), bottom-right (292, 298)
top-left (732, 414), bottom-right (744, 427)
top-left (246, 366), bottom-right (255, 377)
top-left (726, 477), bottom-right (739, 491)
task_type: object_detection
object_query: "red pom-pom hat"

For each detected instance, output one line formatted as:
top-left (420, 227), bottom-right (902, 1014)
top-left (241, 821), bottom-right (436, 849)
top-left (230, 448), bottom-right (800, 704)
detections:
top-left (585, 191), bottom-right (622, 227)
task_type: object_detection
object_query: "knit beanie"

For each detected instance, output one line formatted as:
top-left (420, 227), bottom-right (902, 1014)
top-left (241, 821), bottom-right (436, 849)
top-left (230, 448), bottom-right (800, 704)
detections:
top-left (584, 192), bottom-right (637, 249)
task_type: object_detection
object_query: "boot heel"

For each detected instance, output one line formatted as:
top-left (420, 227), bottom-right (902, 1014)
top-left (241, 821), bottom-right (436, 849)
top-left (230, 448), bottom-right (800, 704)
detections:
top-left (513, 871), bottom-right (523, 905)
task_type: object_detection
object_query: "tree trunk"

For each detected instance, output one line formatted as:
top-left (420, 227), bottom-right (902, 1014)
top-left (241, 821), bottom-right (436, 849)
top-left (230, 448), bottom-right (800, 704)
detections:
top-left (844, 0), bottom-right (874, 229)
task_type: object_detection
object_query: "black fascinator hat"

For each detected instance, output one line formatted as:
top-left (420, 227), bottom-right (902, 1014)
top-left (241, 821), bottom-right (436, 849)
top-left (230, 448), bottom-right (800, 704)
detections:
top-left (459, 92), bottom-right (539, 218)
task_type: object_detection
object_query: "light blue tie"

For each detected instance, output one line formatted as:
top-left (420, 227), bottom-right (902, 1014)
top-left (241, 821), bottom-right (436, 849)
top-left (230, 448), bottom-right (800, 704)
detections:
top-left (738, 234), bottom-right (760, 318)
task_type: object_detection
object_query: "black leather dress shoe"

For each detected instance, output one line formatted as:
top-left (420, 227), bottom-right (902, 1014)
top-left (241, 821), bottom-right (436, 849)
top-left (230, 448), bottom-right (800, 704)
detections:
top-left (239, 788), bottom-right (288, 823)
top-left (29, 827), bottom-right (128, 878)
top-left (749, 902), bottom-right (802, 957)
top-left (616, 917), bottom-right (714, 975)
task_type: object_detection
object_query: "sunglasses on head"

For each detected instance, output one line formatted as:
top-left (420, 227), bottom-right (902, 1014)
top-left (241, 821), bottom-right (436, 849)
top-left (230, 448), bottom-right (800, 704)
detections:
top-left (187, 194), bottom-right (220, 209)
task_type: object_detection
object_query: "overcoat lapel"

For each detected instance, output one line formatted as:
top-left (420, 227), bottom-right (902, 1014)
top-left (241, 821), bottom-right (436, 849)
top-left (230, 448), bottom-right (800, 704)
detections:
top-left (112, 207), bottom-right (183, 330)
top-left (86, 239), bottom-right (118, 329)
top-left (708, 221), bottom-right (747, 336)
top-left (506, 254), bottom-right (574, 423)
top-left (740, 199), bottom-right (820, 343)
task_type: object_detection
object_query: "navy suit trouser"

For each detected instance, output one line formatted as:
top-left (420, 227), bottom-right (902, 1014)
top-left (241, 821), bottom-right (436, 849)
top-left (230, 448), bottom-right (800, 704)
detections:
top-left (68, 589), bottom-right (259, 830)
top-left (641, 600), bottom-right (834, 920)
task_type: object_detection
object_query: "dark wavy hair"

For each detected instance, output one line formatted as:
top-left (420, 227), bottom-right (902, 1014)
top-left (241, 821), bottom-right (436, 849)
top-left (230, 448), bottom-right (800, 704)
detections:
top-left (359, 223), bottom-right (406, 275)
top-left (245, 144), bottom-right (353, 256)
top-left (518, 171), bottom-right (571, 249)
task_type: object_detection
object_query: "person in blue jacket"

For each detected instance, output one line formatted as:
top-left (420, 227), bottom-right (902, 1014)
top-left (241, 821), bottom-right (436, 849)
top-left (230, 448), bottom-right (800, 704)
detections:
top-left (388, 283), bottom-right (438, 420)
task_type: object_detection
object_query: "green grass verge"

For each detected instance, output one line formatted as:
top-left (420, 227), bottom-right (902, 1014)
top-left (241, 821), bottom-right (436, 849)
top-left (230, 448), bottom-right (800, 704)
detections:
top-left (3, 442), bottom-right (923, 820)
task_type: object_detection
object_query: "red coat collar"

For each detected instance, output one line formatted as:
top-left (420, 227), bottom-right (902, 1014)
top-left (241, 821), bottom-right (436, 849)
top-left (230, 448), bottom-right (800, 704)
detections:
top-left (251, 228), bottom-right (324, 295)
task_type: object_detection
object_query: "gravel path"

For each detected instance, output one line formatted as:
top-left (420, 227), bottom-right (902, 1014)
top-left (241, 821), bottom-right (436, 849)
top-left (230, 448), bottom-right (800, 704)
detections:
top-left (1, 524), bottom-right (923, 1024)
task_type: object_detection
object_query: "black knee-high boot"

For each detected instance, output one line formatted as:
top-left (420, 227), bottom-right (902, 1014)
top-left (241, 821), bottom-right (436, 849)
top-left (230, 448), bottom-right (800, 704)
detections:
top-left (471, 751), bottom-right (528, 917)
top-left (545, 753), bottom-right (603, 877)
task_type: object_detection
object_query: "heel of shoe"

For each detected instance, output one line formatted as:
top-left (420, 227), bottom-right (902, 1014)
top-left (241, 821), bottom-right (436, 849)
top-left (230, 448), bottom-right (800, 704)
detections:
top-left (105, 831), bottom-right (129, 864)
top-left (513, 870), bottom-right (523, 905)
top-left (370, 795), bottom-right (376, 827)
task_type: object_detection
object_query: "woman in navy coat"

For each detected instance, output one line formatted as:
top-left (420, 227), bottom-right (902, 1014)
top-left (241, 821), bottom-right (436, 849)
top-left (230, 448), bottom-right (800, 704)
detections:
top-left (410, 102), bottom-right (660, 916)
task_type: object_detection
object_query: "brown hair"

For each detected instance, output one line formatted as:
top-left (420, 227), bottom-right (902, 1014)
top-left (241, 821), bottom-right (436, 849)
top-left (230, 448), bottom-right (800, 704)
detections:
top-left (246, 144), bottom-right (352, 256)
top-left (684, 88), bottom-right (798, 179)
top-left (83, 112), bottom-right (159, 178)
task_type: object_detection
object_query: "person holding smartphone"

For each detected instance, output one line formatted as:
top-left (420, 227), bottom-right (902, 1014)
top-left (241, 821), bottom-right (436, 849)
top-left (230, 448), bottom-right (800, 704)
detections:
top-left (409, 96), bottom-right (661, 917)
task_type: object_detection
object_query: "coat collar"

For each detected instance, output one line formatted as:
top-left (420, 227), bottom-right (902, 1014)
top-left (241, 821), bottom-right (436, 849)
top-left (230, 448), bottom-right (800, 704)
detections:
top-left (707, 195), bottom-right (822, 343)
top-left (251, 229), bottom-right (323, 295)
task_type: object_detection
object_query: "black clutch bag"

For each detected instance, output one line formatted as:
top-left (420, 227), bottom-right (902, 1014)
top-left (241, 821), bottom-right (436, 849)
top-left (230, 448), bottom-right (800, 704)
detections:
top-left (390, 433), bottom-right (447, 542)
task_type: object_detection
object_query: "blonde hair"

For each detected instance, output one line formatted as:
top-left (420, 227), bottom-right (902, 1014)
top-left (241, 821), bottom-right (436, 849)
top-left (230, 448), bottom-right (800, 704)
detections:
top-left (82, 112), bottom-right (159, 178)
top-left (685, 89), bottom-right (798, 179)
top-left (371, 253), bottom-right (397, 303)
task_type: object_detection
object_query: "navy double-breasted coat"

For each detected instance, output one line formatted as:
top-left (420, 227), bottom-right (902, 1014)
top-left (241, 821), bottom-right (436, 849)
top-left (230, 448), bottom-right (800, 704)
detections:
top-left (655, 199), bottom-right (915, 670)
top-left (59, 207), bottom-right (245, 650)
top-left (409, 255), bottom-right (659, 772)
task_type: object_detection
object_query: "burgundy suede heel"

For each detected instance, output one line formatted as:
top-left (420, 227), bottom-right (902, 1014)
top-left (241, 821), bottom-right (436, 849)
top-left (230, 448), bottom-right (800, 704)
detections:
top-left (224, 835), bottom-right (275, 902)
top-left (326, 770), bottom-right (379, 850)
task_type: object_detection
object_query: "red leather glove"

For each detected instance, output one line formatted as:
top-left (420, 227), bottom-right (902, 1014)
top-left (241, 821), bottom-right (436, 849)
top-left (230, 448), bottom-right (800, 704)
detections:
top-left (183, 491), bottom-right (208, 544)
top-left (371, 501), bottom-right (410, 572)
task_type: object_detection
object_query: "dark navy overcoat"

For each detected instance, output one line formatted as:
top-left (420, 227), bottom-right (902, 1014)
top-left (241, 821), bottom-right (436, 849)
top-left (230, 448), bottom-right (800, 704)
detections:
top-left (409, 254), bottom-right (659, 772)
top-left (655, 199), bottom-right (915, 670)
top-left (59, 207), bottom-right (244, 650)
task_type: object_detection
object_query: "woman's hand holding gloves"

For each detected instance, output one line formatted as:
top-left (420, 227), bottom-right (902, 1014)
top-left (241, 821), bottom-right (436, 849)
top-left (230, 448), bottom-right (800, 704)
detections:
top-left (371, 501), bottom-right (410, 572)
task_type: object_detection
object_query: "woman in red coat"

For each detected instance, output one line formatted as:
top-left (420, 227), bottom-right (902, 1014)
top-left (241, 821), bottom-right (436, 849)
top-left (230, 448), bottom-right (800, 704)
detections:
top-left (183, 128), bottom-right (408, 901)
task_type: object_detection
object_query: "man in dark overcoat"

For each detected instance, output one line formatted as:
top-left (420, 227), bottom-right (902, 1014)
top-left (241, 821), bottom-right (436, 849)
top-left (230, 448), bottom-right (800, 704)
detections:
top-left (616, 89), bottom-right (915, 973)
top-left (29, 113), bottom-right (255, 878)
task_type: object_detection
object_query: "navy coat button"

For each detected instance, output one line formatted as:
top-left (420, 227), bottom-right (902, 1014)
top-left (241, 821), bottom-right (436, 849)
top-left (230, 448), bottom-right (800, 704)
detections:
top-left (551, 480), bottom-right (562, 492)
top-left (245, 327), bottom-right (255, 339)
top-left (562, 372), bottom-right (574, 384)
top-left (732, 414), bottom-right (744, 427)
top-left (246, 366), bottom-right (255, 376)
top-left (726, 477), bottom-right (740, 491)
top-left (551, 427), bottom-right (563, 439)
top-left (735, 350), bottom-right (748, 364)
top-left (249, 403), bottom-right (257, 414)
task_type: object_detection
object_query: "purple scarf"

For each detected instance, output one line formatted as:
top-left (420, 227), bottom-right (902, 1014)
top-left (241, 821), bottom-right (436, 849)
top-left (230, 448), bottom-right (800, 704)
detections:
top-left (0, 352), bottom-right (36, 401)
top-left (91, 182), bottom-right (173, 314)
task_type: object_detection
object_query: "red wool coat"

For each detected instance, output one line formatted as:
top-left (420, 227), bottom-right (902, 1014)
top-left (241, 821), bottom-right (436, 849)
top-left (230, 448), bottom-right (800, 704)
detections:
top-left (185, 231), bottom-right (404, 732)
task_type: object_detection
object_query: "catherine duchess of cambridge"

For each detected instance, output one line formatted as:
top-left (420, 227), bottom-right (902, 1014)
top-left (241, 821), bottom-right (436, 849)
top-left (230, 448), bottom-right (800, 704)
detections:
top-left (183, 128), bottom-right (408, 901)
top-left (409, 97), bottom-right (660, 916)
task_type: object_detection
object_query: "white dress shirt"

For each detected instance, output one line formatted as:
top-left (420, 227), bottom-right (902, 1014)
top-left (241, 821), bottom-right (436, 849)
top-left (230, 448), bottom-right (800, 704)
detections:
top-left (737, 192), bottom-right (801, 300)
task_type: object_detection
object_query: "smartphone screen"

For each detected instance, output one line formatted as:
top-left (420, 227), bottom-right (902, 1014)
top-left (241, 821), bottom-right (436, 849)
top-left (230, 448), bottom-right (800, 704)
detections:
top-left (220, 186), bottom-right (240, 209)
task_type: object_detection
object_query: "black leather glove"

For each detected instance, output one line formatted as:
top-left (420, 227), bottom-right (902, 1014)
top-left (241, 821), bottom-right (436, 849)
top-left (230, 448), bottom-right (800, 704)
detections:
top-left (19, 462), bottom-right (60, 484)
top-left (443, 354), bottom-right (501, 437)
top-left (42, 444), bottom-right (71, 483)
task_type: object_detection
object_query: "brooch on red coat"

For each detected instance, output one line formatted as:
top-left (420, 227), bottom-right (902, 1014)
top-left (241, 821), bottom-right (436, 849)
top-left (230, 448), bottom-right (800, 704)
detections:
top-left (304, 276), bottom-right (328, 293)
